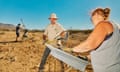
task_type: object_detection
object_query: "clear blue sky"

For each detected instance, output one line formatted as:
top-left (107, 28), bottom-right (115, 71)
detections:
top-left (0, 0), bottom-right (120, 30)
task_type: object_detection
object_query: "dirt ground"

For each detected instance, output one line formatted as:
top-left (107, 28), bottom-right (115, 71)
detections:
top-left (0, 30), bottom-right (93, 72)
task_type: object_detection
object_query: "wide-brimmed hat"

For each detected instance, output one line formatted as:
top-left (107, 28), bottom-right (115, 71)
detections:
top-left (49, 13), bottom-right (58, 19)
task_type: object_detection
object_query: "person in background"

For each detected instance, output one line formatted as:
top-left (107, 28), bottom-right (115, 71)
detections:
top-left (22, 24), bottom-right (28, 39)
top-left (43, 13), bottom-right (66, 47)
top-left (65, 8), bottom-right (120, 72)
top-left (23, 29), bottom-right (28, 37)
top-left (16, 23), bottom-right (21, 42)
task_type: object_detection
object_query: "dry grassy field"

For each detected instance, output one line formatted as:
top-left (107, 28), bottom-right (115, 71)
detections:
top-left (0, 30), bottom-right (93, 72)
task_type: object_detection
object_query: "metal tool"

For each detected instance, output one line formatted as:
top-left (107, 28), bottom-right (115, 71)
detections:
top-left (39, 44), bottom-right (89, 72)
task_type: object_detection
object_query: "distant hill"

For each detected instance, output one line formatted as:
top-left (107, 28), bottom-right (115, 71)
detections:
top-left (0, 23), bottom-right (16, 31)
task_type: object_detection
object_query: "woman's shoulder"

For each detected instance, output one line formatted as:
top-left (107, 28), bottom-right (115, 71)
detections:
top-left (97, 21), bottom-right (113, 28)
top-left (97, 21), bottom-right (113, 34)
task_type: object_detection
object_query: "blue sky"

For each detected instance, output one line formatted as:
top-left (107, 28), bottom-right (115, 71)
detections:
top-left (0, 0), bottom-right (120, 30)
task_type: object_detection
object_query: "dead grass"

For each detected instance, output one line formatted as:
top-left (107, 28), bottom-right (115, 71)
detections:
top-left (0, 30), bottom-right (93, 72)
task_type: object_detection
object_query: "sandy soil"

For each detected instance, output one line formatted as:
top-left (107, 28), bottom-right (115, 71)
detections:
top-left (0, 30), bottom-right (93, 72)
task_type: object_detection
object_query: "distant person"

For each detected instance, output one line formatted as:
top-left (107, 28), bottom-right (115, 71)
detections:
top-left (23, 29), bottom-right (28, 37)
top-left (65, 8), bottom-right (120, 72)
top-left (16, 23), bottom-right (21, 42)
top-left (43, 13), bottom-right (66, 47)
top-left (22, 24), bottom-right (28, 39)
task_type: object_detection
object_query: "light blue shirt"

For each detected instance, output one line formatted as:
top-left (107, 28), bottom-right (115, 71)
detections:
top-left (90, 23), bottom-right (120, 72)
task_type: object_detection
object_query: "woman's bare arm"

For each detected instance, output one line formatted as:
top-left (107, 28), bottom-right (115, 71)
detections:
top-left (72, 22), bottom-right (113, 53)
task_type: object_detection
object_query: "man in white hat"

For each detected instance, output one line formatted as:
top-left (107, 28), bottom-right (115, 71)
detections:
top-left (43, 13), bottom-right (66, 47)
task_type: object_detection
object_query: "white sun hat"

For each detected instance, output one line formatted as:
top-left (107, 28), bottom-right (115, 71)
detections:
top-left (49, 13), bottom-right (58, 19)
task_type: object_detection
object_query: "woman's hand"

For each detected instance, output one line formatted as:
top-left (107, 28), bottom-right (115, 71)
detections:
top-left (62, 47), bottom-right (73, 52)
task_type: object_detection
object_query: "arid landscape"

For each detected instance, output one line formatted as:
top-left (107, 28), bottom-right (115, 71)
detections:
top-left (0, 28), bottom-right (93, 72)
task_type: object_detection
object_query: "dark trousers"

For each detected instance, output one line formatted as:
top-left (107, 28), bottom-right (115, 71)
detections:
top-left (39, 47), bottom-right (51, 71)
